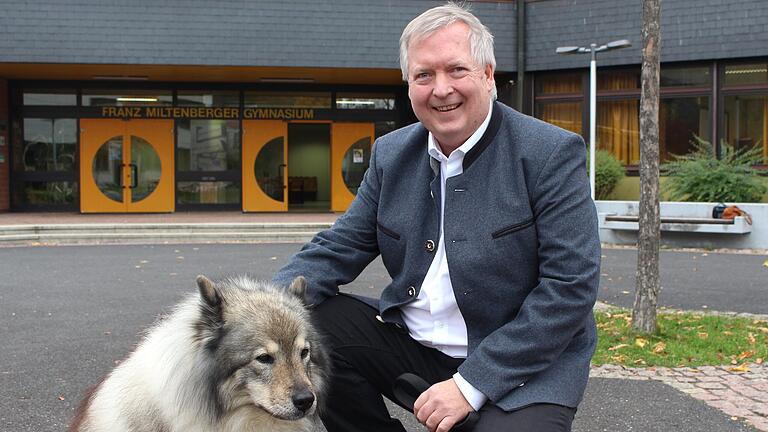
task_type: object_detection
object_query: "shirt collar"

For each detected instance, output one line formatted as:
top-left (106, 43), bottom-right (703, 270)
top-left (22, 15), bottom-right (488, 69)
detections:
top-left (428, 99), bottom-right (494, 162)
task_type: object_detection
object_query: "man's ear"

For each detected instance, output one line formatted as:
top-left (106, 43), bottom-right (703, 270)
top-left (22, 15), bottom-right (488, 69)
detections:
top-left (196, 275), bottom-right (220, 307)
top-left (484, 64), bottom-right (496, 92)
top-left (288, 276), bottom-right (308, 303)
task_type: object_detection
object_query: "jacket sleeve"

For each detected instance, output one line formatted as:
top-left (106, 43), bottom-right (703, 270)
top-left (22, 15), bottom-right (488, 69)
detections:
top-left (457, 133), bottom-right (601, 402)
top-left (272, 140), bottom-right (383, 307)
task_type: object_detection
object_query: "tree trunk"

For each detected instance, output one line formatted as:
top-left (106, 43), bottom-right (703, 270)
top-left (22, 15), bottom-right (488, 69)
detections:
top-left (632, 0), bottom-right (661, 333)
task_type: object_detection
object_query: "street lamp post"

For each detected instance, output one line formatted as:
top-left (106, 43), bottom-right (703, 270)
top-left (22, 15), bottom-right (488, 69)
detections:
top-left (555, 39), bottom-right (632, 199)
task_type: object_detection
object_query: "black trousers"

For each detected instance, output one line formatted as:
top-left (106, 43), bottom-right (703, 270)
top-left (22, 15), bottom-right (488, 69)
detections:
top-left (312, 294), bottom-right (576, 432)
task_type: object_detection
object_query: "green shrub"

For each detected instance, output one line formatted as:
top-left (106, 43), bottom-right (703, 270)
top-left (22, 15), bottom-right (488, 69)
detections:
top-left (593, 150), bottom-right (626, 200)
top-left (662, 137), bottom-right (767, 203)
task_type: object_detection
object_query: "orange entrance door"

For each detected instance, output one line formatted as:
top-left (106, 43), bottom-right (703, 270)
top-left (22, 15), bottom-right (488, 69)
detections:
top-left (80, 119), bottom-right (174, 213)
top-left (331, 123), bottom-right (375, 212)
top-left (242, 120), bottom-right (288, 212)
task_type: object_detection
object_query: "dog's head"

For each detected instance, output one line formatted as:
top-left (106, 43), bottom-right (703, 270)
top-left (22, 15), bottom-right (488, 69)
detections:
top-left (194, 275), bottom-right (329, 422)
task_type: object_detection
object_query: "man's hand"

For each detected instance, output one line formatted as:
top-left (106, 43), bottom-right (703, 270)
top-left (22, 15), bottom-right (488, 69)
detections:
top-left (413, 378), bottom-right (473, 432)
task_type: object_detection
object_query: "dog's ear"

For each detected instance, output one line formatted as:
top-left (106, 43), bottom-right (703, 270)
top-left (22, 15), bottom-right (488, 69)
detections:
top-left (287, 276), bottom-right (308, 303)
top-left (196, 275), bottom-right (220, 307)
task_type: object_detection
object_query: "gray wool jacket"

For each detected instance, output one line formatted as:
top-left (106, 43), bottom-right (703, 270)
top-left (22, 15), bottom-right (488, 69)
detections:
top-left (274, 101), bottom-right (601, 411)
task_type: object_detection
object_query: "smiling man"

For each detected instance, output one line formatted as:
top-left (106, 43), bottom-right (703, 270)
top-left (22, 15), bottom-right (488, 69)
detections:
top-left (273, 3), bottom-right (601, 432)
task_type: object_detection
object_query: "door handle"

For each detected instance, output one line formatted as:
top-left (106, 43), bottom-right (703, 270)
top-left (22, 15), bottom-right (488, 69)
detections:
top-left (129, 163), bottom-right (138, 189)
top-left (121, 164), bottom-right (128, 189)
top-left (278, 163), bottom-right (287, 189)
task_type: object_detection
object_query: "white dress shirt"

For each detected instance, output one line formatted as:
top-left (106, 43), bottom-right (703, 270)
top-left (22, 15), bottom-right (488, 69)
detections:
top-left (400, 99), bottom-right (493, 410)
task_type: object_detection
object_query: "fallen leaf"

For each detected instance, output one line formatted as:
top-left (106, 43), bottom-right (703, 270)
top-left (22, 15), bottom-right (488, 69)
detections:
top-left (702, 305), bottom-right (708, 309)
top-left (608, 344), bottom-right (629, 351)
top-left (759, 327), bottom-right (768, 334)
top-left (611, 354), bottom-right (628, 363)
top-left (728, 363), bottom-right (751, 373)
top-left (763, 259), bottom-right (768, 268)
top-left (58, 396), bottom-right (65, 401)
top-left (634, 359), bottom-right (647, 365)
top-left (737, 351), bottom-right (754, 361)
top-left (635, 338), bottom-right (648, 348)
top-left (731, 416), bottom-right (739, 421)
top-left (621, 290), bottom-right (629, 294)
top-left (697, 332), bottom-right (709, 340)
top-left (270, 256), bottom-right (277, 261)
top-left (723, 331), bottom-right (733, 336)
top-left (756, 358), bottom-right (764, 364)
top-left (702, 253), bottom-right (708, 257)
top-left (748, 333), bottom-right (757, 345)
top-left (139, 260), bottom-right (149, 264)
top-left (652, 342), bottom-right (667, 354)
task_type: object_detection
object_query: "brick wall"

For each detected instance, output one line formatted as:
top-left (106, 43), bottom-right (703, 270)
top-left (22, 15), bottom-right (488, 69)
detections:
top-left (0, 79), bottom-right (8, 211)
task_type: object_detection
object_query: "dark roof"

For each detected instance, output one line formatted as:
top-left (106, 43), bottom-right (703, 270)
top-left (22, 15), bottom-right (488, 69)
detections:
top-left (528, 0), bottom-right (768, 71)
top-left (0, 0), bottom-right (517, 71)
top-left (0, 0), bottom-right (765, 74)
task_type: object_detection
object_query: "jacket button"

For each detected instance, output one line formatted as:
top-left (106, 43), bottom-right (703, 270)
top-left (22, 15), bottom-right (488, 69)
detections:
top-left (407, 286), bottom-right (416, 297)
top-left (425, 240), bottom-right (435, 252)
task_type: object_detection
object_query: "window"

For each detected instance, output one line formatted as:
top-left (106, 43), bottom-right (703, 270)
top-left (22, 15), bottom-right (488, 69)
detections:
top-left (536, 73), bottom-right (582, 95)
top-left (336, 93), bottom-right (395, 110)
top-left (177, 120), bottom-right (240, 171)
top-left (23, 90), bottom-right (76, 106)
top-left (82, 89), bottom-right (172, 106)
top-left (536, 101), bottom-right (583, 135)
top-left (21, 119), bottom-right (77, 172)
top-left (660, 97), bottom-right (711, 161)
top-left (597, 100), bottom-right (640, 165)
top-left (598, 71), bottom-right (640, 91)
top-left (177, 90), bottom-right (239, 107)
top-left (244, 91), bottom-right (331, 108)
top-left (661, 66), bottom-right (711, 88)
top-left (12, 181), bottom-right (77, 206)
top-left (724, 94), bottom-right (768, 164)
top-left (177, 181), bottom-right (240, 204)
top-left (724, 63), bottom-right (768, 86)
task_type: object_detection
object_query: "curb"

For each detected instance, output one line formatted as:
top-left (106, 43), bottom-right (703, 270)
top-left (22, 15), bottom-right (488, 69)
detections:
top-left (0, 222), bottom-right (333, 246)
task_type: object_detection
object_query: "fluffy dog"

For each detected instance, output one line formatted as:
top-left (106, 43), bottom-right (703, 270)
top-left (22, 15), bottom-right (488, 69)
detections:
top-left (69, 275), bottom-right (328, 432)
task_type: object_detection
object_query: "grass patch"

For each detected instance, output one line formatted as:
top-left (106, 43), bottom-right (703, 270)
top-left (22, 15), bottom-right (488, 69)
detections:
top-left (593, 310), bottom-right (768, 368)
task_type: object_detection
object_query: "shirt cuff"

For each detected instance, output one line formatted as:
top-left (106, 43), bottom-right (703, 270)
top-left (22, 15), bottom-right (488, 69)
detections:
top-left (452, 372), bottom-right (487, 411)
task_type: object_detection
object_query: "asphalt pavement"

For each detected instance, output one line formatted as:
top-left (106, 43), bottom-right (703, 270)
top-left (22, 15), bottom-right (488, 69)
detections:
top-left (0, 242), bottom-right (765, 431)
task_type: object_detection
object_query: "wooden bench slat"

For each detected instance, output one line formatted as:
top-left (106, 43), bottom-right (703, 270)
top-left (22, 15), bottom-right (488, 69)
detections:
top-left (604, 215), bottom-right (735, 225)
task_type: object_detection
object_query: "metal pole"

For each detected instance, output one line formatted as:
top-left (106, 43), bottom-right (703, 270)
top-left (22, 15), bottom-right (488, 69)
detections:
top-left (589, 46), bottom-right (597, 199)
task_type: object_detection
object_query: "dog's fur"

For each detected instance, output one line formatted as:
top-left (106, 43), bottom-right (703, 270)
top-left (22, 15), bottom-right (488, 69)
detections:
top-left (69, 275), bottom-right (329, 432)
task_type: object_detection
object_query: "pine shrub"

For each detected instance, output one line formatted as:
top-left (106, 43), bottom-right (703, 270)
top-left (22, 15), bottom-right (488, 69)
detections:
top-left (594, 150), bottom-right (626, 200)
top-left (662, 137), bottom-right (766, 203)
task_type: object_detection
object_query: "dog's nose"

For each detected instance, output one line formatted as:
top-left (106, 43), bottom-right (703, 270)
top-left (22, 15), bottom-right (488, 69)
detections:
top-left (292, 389), bottom-right (315, 412)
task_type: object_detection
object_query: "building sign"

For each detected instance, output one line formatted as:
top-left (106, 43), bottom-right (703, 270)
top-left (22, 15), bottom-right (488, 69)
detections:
top-left (99, 106), bottom-right (315, 120)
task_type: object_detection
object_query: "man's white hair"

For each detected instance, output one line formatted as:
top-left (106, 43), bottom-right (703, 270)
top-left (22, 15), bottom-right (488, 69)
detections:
top-left (399, 2), bottom-right (497, 99)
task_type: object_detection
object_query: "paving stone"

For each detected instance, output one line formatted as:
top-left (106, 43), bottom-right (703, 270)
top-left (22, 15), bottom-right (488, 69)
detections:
top-left (699, 375), bottom-right (726, 382)
top-left (696, 382), bottom-right (727, 389)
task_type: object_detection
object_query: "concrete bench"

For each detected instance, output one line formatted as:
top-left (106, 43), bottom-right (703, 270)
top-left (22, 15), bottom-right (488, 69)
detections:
top-left (598, 214), bottom-right (752, 234)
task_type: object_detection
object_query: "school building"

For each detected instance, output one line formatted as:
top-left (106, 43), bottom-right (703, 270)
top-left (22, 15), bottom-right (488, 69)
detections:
top-left (0, 0), bottom-right (766, 213)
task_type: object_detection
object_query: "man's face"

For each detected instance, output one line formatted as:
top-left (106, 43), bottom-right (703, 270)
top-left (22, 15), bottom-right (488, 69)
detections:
top-left (406, 22), bottom-right (495, 153)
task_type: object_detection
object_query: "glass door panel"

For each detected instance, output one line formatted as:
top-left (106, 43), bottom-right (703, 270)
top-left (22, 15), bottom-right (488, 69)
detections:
top-left (255, 137), bottom-right (286, 202)
top-left (242, 120), bottom-right (288, 212)
top-left (130, 136), bottom-right (162, 202)
top-left (331, 123), bottom-right (374, 212)
top-left (92, 136), bottom-right (124, 203)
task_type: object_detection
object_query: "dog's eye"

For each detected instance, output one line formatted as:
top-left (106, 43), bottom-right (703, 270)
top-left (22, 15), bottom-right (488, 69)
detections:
top-left (300, 348), bottom-right (309, 358)
top-left (255, 354), bottom-right (274, 364)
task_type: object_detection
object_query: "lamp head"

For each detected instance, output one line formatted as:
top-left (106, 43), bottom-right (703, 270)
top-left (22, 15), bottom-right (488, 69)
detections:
top-left (606, 39), bottom-right (632, 50)
top-left (555, 46), bottom-right (581, 55)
